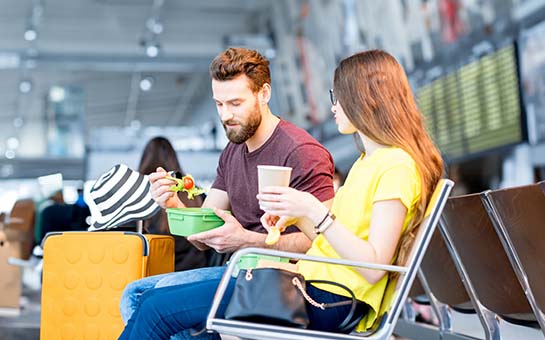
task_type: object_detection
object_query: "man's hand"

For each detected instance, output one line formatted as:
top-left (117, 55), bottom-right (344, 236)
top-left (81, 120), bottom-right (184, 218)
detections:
top-left (187, 208), bottom-right (252, 253)
top-left (187, 239), bottom-right (210, 251)
top-left (149, 167), bottom-right (183, 209)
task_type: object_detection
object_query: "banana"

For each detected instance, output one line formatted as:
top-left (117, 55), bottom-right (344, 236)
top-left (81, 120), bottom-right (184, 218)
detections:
top-left (265, 226), bottom-right (281, 245)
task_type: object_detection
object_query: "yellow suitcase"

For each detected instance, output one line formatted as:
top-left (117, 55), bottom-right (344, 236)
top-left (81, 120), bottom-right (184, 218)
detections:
top-left (40, 231), bottom-right (174, 340)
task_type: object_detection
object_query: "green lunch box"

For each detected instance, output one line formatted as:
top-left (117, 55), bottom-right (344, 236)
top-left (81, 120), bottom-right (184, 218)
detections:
top-left (166, 208), bottom-right (229, 236)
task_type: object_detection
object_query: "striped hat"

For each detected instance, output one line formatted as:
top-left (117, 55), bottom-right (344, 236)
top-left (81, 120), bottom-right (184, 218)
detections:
top-left (88, 164), bottom-right (160, 231)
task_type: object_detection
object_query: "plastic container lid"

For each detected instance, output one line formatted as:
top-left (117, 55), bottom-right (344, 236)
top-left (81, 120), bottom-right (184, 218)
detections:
top-left (236, 254), bottom-right (289, 271)
top-left (166, 208), bottom-right (229, 236)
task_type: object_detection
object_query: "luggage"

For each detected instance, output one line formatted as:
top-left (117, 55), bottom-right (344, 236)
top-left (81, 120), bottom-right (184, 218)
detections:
top-left (0, 232), bottom-right (22, 313)
top-left (40, 231), bottom-right (174, 340)
top-left (5, 199), bottom-right (35, 260)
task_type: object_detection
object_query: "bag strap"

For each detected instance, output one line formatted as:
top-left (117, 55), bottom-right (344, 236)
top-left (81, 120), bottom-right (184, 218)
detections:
top-left (295, 279), bottom-right (364, 333)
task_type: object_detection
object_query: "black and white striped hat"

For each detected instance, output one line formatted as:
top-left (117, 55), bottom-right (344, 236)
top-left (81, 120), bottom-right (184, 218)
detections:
top-left (88, 164), bottom-right (160, 231)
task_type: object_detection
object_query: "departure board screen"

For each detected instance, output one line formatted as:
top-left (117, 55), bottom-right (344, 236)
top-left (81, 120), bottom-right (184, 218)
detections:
top-left (417, 45), bottom-right (523, 161)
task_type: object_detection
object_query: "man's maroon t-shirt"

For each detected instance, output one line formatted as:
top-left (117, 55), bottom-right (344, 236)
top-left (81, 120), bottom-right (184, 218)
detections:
top-left (212, 119), bottom-right (335, 233)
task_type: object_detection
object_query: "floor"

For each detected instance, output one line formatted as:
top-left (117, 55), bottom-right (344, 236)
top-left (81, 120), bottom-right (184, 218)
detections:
top-left (0, 287), bottom-right (40, 340)
top-left (450, 310), bottom-right (544, 339)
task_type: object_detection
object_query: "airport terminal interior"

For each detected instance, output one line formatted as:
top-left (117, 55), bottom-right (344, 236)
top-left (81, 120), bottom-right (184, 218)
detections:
top-left (1, 0), bottom-right (545, 339)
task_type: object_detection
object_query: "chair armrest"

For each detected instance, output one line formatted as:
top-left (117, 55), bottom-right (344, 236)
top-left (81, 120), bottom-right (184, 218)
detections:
top-left (231, 247), bottom-right (407, 273)
top-left (206, 247), bottom-right (408, 328)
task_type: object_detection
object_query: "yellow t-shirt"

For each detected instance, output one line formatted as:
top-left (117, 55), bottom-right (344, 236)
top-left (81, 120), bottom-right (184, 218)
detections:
top-left (298, 147), bottom-right (421, 330)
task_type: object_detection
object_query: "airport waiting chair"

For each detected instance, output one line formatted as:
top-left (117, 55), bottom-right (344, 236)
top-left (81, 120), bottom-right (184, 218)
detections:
top-left (481, 181), bottom-right (545, 336)
top-left (439, 193), bottom-right (540, 340)
top-left (398, 277), bottom-right (442, 340)
top-left (403, 276), bottom-right (431, 322)
top-left (397, 226), bottom-right (478, 340)
top-left (420, 226), bottom-right (475, 316)
top-left (408, 276), bottom-right (426, 299)
top-left (206, 179), bottom-right (454, 340)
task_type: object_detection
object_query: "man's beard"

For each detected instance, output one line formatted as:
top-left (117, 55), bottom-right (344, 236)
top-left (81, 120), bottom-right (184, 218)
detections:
top-left (223, 102), bottom-right (262, 144)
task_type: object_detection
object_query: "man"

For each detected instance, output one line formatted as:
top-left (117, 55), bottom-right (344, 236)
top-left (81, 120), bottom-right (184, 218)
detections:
top-left (151, 47), bottom-right (334, 253)
top-left (120, 47), bottom-right (335, 326)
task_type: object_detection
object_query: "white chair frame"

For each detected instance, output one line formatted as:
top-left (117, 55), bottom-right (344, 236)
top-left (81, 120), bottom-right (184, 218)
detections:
top-left (206, 179), bottom-right (454, 340)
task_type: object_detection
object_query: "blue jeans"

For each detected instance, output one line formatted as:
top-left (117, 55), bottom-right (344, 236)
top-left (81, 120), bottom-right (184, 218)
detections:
top-left (119, 274), bottom-right (368, 340)
top-left (120, 266), bottom-right (226, 340)
top-left (119, 270), bottom-right (235, 340)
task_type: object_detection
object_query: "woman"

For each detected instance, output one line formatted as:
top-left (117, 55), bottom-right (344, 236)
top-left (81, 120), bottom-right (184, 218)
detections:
top-left (258, 49), bottom-right (443, 331)
top-left (118, 50), bottom-right (443, 339)
top-left (139, 136), bottom-right (207, 271)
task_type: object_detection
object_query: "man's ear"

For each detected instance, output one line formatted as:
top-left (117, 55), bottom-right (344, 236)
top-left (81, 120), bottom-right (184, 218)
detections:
top-left (259, 83), bottom-right (271, 104)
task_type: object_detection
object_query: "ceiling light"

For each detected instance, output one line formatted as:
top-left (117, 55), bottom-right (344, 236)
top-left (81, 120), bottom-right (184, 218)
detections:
top-left (139, 76), bottom-right (154, 91)
top-left (146, 18), bottom-right (163, 35)
top-left (49, 86), bottom-right (66, 102)
top-left (152, 22), bottom-right (163, 34)
top-left (13, 117), bottom-right (24, 128)
top-left (24, 28), bottom-right (37, 41)
top-left (5, 150), bottom-right (15, 159)
top-left (6, 137), bottom-right (19, 150)
top-left (145, 43), bottom-right (160, 58)
top-left (19, 79), bottom-right (33, 93)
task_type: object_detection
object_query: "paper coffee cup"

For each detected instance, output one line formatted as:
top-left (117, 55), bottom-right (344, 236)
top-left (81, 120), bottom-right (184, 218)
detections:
top-left (257, 165), bottom-right (292, 192)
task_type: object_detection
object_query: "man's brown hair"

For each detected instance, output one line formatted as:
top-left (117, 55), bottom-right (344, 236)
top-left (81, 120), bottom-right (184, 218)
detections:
top-left (209, 47), bottom-right (271, 92)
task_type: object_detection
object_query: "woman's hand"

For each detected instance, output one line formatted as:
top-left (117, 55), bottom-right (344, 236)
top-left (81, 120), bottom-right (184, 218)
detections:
top-left (257, 186), bottom-right (327, 227)
top-left (260, 212), bottom-right (298, 232)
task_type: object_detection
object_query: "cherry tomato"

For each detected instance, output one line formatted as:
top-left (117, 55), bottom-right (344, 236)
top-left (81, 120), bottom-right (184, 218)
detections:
top-left (183, 177), bottom-right (195, 190)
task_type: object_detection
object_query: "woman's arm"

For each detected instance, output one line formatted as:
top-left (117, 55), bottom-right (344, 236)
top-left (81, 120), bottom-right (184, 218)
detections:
top-left (319, 199), bottom-right (406, 284)
top-left (258, 186), bottom-right (406, 284)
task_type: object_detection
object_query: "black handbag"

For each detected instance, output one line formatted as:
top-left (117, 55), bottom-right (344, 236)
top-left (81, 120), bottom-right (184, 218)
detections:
top-left (224, 267), bottom-right (362, 332)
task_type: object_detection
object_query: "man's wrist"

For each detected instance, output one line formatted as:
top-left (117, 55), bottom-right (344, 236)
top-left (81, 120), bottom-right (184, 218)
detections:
top-left (242, 229), bottom-right (268, 248)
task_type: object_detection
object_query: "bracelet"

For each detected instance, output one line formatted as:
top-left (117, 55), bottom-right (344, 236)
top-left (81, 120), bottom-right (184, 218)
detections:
top-left (315, 211), bottom-right (330, 229)
top-left (314, 211), bottom-right (336, 234)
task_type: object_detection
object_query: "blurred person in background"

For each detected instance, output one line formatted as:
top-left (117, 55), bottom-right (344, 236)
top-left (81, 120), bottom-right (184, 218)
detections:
top-left (38, 187), bottom-right (90, 244)
top-left (34, 188), bottom-right (64, 245)
top-left (138, 136), bottom-right (207, 271)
